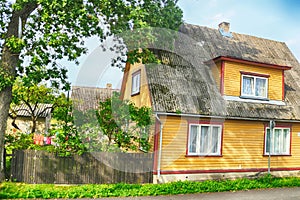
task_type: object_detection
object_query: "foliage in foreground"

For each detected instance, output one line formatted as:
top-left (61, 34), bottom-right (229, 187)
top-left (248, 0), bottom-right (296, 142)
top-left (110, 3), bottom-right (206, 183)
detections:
top-left (5, 92), bottom-right (153, 157)
top-left (1, 175), bottom-right (300, 199)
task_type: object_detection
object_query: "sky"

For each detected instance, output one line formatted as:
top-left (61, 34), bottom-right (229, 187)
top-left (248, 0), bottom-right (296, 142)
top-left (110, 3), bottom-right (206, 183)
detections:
top-left (70, 0), bottom-right (300, 89)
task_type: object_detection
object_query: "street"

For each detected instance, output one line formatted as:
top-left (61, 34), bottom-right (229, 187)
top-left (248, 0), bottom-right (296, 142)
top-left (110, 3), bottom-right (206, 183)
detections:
top-left (97, 187), bottom-right (300, 200)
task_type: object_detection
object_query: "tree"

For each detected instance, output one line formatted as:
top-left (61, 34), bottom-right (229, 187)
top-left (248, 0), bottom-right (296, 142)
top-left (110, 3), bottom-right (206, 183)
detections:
top-left (73, 109), bottom-right (119, 152)
top-left (96, 92), bottom-right (153, 152)
top-left (50, 94), bottom-right (87, 156)
top-left (0, 0), bottom-right (182, 181)
top-left (9, 78), bottom-right (67, 134)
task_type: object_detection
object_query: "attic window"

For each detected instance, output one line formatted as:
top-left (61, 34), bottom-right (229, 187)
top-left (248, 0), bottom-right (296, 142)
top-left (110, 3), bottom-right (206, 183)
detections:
top-left (131, 70), bottom-right (141, 96)
top-left (241, 72), bottom-right (269, 100)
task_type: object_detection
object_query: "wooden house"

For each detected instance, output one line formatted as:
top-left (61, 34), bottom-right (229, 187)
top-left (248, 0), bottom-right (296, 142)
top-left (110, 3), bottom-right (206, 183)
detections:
top-left (71, 83), bottom-right (120, 112)
top-left (121, 22), bottom-right (300, 183)
top-left (7, 103), bottom-right (52, 134)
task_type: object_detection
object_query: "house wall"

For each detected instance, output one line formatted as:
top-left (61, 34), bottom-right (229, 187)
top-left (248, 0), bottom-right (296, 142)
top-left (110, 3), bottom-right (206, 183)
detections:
top-left (221, 61), bottom-right (283, 100)
top-left (154, 115), bottom-right (300, 183)
top-left (7, 117), bottom-right (48, 134)
top-left (122, 63), bottom-right (152, 108)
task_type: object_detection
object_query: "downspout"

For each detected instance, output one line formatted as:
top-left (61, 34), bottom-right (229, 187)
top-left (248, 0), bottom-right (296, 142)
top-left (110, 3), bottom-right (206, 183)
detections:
top-left (155, 113), bottom-right (163, 182)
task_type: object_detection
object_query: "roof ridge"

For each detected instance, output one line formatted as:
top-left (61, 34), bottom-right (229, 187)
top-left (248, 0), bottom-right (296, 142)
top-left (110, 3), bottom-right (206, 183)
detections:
top-left (181, 22), bottom-right (286, 44)
top-left (72, 85), bottom-right (120, 90)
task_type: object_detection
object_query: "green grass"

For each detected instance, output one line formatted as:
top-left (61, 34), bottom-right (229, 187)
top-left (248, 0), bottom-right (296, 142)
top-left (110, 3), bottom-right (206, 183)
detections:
top-left (1, 175), bottom-right (300, 199)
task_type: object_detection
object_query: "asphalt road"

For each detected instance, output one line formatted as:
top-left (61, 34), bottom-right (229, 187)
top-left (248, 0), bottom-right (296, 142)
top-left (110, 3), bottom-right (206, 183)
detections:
top-left (96, 187), bottom-right (300, 200)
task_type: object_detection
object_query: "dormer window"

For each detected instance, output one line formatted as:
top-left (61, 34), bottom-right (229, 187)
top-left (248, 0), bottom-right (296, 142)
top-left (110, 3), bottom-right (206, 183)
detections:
top-left (240, 71), bottom-right (269, 100)
top-left (131, 70), bottom-right (141, 95)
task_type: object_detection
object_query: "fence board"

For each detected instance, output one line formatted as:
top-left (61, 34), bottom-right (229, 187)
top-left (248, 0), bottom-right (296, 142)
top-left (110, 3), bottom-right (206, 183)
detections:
top-left (11, 150), bottom-right (153, 184)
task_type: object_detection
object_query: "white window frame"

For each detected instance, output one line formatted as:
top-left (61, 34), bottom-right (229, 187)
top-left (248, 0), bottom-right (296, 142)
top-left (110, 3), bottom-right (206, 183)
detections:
top-left (241, 74), bottom-right (268, 99)
top-left (264, 127), bottom-right (291, 155)
top-left (131, 70), bottom-right (141, 95)
top-left (188, 124), bottom-right (222, 156)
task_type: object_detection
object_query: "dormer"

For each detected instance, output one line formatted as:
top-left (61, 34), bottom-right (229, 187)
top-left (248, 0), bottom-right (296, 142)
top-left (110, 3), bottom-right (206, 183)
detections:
top-left (120, 62), bottom-right (152, 108)
top-left (209, 56), bottom-right (292, 102)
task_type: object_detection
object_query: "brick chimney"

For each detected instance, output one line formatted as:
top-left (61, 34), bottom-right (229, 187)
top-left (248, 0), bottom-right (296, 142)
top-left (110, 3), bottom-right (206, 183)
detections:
top-left (218, 22), bottom-right (232, 38)
top-left (219, 22), bottom-right (230, 32)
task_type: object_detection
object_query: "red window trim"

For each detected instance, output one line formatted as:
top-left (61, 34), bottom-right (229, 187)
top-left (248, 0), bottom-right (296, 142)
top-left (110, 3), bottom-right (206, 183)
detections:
top-left (220, 61), bottom-right (225, 95)
top-left (153, 167), bottom-right (300, 175)
top-left (153, 118), bottom-right (161, 172)
top-left (240, 71), bottom-right (270, 78)
top-left (213, 56), bottom-right (292, 70)
top-left (185, 155), bottom-right (223, 158)
top-left (263, 123), bottom-right (292, 156)
top-left (282, 70), bottom-right (285, 101)
top-left (186, 120), bottom-right (224, 157)
top-left (132, 69), bottom-right (141, 76)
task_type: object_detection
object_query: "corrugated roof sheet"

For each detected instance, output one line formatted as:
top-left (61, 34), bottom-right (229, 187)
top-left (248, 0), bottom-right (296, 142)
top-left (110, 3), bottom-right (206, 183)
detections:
top-left (12, 103), bottom-right (52, 118)
top-left (145, 23), bottom-right (300, 121)
top-left (179, 23), bottom-right (296, 67)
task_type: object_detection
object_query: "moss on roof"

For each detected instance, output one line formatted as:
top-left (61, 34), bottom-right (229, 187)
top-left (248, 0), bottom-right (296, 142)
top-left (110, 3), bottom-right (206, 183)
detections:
top-left (145, 23), bottom-right (300, 121)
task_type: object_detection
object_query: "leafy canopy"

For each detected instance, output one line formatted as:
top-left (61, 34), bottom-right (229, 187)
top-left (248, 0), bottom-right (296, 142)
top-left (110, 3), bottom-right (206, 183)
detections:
top-left (95, 92), bottom-right (153, 152)
top-left (0, 0), bottom-right (183, 90)
top-left (9, 78), bottom-right (67, 134)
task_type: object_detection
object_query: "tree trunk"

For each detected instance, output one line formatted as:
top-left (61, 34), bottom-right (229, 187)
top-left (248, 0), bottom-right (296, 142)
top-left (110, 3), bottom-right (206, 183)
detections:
top-left (0, 2), bottom-right (37, 182)
top-left (31, 117), bottom-right (37, 134)
top-left (0, 86), bottom-right (13, 181)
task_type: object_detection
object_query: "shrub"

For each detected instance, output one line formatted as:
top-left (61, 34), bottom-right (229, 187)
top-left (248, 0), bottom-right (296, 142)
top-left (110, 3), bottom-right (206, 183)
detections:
top-left (1, 175), bottom-right (300, 199)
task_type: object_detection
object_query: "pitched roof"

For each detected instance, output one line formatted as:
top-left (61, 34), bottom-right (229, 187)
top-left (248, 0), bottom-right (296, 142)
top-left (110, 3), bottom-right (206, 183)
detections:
top-left (11, 103), bottom-right (52, 118)
top-left (71, 85), bottom-right (120, 112)
top-left (145, 23), bottom-right (300, 121)
top-left (179, 23), bottom-right (297, 67)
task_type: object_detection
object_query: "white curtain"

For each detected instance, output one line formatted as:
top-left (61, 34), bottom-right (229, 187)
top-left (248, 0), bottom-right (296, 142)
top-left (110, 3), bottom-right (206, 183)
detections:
top-left (255, 78), bottom-right (266, 97)
top-left (266, 128), bottom-right (290, 154)
top-left (200, 126), bottom-right (209, 153)
top-left (211, 127), bottom-right (220, 153)
top-left (189, 125), bottom-right (198, 153)
top-left (242, 76), bottom-right (254, 95)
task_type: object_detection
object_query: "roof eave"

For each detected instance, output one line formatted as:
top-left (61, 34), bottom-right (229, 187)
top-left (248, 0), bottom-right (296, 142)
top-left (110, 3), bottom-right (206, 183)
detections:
top-left (154, 111), bottom-right (300, 123)
top-left (206, 56), bottom-right (292, 70)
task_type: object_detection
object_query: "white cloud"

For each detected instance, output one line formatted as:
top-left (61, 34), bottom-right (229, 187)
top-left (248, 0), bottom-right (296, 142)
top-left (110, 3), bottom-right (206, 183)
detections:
top-left (203, 10), bottom-right (236, 28)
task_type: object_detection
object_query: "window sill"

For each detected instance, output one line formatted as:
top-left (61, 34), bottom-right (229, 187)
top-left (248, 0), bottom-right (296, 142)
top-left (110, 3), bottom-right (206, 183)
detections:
top-left (240, 96), bottom-right (269, 101)
top-left (186, 154), bottom-right (223, 158)
top-left (131, 91), bottom-right (140, 97)
top-left (263, 154), bottom-right (291, 157)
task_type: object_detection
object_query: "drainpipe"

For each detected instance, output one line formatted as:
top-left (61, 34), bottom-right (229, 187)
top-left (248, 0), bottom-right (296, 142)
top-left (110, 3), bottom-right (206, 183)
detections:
top-left (155, 114), bottom-right (163, 182)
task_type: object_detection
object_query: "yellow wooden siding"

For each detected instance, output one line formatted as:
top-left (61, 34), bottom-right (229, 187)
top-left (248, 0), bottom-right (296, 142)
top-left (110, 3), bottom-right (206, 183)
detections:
top-left (122, 63), bottom-right (152, 108)
top-left (158, 117), bottom-right (300, 171)
top-left (223, 61), bottom-right (283, 100)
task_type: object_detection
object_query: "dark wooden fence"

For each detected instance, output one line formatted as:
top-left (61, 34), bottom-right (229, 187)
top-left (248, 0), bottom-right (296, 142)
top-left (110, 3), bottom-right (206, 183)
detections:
top-left (10, 150), bottom-right (153, 184)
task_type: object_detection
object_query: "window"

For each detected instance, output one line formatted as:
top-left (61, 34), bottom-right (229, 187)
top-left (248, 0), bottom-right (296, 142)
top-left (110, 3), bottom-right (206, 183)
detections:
top-left (265, 127), bottom-right (290, 155)
top-left (188, 124), bottom-right (222, 156)
top-left (241, 74), bottom-right (268, 99)
top-left (131, 70), bottom-right (141, 95)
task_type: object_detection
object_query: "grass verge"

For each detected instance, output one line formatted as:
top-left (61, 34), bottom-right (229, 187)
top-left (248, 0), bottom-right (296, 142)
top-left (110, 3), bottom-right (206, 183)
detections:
top-left (1, 175), bottom-right (300, 199)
